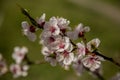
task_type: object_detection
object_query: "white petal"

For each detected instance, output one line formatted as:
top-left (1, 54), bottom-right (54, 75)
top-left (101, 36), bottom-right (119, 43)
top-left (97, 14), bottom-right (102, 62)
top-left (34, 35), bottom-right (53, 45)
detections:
top-left (84, 26), bottom-right (90, 32)
top-left (87, 38), bottom-right (100, 52)
top-left (76, 43), bottom-right (85, 59)
top-left (27, 32), bottom-right (36, 42)
top-left (21, 47), bottom-right (28, 54)
top-left (22, 72), bottom-right (28, 77)
top-left (22, 65), bottom-right (29, 71)
top-left (21, 21), bottom-right (29, 30)
top-left (41, 47), bottom-right (51, 56)
top-left (56, 54), bottom-right (64, 62)
top-left (75, 23), bottom-right (83, 33)
top-left (14, 47), bottom-right (20, 53)
top-left (37, 13), bottom-right (46, 24)
top-left (63, 53), bottom-right (74, 65)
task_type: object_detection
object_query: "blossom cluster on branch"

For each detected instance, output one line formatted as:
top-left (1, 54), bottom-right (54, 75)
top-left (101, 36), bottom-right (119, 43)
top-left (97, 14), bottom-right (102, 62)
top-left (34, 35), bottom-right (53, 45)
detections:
top-left (0, 7), bottom-right (120, 80)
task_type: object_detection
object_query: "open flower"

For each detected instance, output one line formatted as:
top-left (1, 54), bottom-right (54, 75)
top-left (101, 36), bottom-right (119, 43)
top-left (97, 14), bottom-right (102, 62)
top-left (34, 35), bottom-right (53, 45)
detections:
top-left (12, 46), bottom-right (28, 64)
top-left (40, 31), bottom-right (60, 47)
top-left (21, 21), bottom-right (36, 41)
top-left (67, 23), bottom-right (90, 40)
top-left (82, 55), bottom-right (104, 71)
top-left (43, 17), bottom-right (60, 36)
top-left (51, 17), bottom-right (70, 33)
top-left (51, 36), bottom-right (73, 53)
top-left (76, 42), bottom-right (86, 59)
top-left (87, 38), bottom-right (100, 52)
top-left (41, 46), bottom-right (57, 66)
top-left (10, 63), bottom-right (29, 78)
top-left (0, 54), bottom-right (8, 76)
top-left (56, 50), bottom-right (74, 69)
top-left (40, 32), bottom-right (73, 52)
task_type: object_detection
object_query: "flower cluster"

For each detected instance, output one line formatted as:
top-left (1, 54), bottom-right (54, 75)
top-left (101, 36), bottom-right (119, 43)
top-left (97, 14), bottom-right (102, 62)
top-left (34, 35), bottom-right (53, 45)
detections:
top-left (10, 46), bottom-right (29, 78)
top-left (0, 7), bottom-right (119, 80)
top-left (0, 53), bottom-right (8, 76)
top-left (21, 13), bottom-right (104, 75)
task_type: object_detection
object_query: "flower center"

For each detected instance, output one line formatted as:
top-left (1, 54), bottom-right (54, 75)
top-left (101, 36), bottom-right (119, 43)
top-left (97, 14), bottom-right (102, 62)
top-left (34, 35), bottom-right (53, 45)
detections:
top-left (29, 26), bottom-right (36, 32)
top-left (49, 37), bottom-right (55, 43)
top-left (49, 26), bottom-right (56, 33)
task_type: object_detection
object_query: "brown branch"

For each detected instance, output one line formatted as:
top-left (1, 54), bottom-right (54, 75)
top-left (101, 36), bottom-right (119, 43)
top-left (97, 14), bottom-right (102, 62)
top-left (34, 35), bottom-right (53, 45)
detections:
top-left (17, 4), bottom-right (43, 29)
top-left (93, 50), bottom-right (120, 67)
top-left (84, 66), bottom-right (105, 80)
top-left (24, 55), bottom-right (46, 65)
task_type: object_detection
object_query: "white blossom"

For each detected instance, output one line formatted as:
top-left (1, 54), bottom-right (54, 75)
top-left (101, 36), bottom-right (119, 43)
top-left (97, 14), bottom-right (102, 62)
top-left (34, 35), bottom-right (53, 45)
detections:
top-left (12, 46), bottom-right (28, 64)
top-left (56, 50), bottom-right (74, 66)
top-left (67, 23), bottom-right (90, 40)
top-left (43, 17), bottom-right (60, 35)
top-left (76, 42), bottom-right (86, 59)
top-left (82, 55), bottom-right (103, 71)
top-left (0, 54), bottom-right (8, 76)
top-left (10, 64), bottom-right (29, 78)
top-left (41, 46), bottom-right (57, 66)
top-left (21, 21), bottom-right (36, 41)
top-left (40, 32), bottom-right (73, 52)
top-left (41, 46), bottom-right (53, 56)
top-left (53, 17), bottom-right (70, 31)
top-left (87, 38), bottom-right (100, 52)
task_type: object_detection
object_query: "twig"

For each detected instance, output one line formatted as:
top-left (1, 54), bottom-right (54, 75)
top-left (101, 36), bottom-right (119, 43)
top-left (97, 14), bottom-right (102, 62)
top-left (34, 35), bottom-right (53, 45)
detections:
top-left (17, 4), bottom-right (42, 29)
top-left (84, 66), bottom-right (105, 80)
top-left (93, 50), bottom-right (120, 67)
top-left (24, 55), bottom-right (46, 65)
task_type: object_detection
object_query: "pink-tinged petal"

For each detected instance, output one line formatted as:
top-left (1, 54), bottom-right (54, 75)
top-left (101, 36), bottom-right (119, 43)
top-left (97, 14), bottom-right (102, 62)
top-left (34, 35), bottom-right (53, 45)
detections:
top-left (76, 43), bottom-right (85, 59)
top-left (43, 21), bottom-right (60, 35)
top-left (82, 55), bottom-right (102, 71)
top-left (12, 46), bottom-right (28, 64)
top-left (63, 52), bottom-right (74, 65)
top-left (10, 64), bottom-right (29, 78)
top-left (0, 55), bottom-right (8, 76)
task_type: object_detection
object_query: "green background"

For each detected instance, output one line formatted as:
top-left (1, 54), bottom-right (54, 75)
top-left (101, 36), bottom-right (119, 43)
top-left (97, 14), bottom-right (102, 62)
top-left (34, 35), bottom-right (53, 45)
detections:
top-left (0, 0), bottom-right (120, 80)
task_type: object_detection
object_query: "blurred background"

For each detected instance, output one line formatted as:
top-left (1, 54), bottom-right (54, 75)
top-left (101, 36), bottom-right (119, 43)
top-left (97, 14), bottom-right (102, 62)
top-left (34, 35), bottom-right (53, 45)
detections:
top-left (0, 0), bottom-right (120, 80)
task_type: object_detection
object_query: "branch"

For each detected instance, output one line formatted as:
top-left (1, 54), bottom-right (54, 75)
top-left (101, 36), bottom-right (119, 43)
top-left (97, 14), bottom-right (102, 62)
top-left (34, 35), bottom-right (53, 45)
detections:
top-left (93, 50), bottom-right (120, 67)
top-left (84, 66), bottom-right (105, 80)
top-left (24, 55), bottom-right (46, 65)
top-left (17, 4), bottom-right (42, 29)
